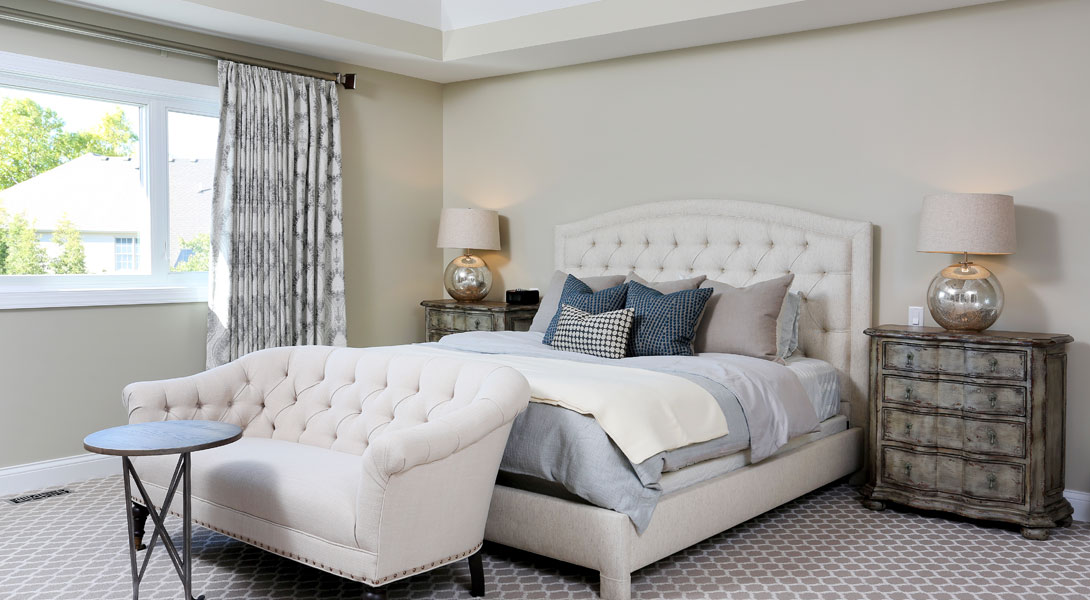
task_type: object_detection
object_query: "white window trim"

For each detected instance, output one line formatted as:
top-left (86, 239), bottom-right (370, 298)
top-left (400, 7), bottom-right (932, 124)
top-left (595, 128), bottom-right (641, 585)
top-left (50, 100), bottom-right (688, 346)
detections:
top-left (0, 50), bottom-right (219, 309)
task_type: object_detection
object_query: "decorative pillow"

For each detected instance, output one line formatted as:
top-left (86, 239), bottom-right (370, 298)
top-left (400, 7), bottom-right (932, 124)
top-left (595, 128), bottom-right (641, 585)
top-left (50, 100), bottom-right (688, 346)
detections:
top-left (624, 272), bottom-right (707, 294)
top-left (625, 281), bottom-right (713, 357)
top-left (776, 291), bottom-right (803, 360)
top-left (694, 274), bottom-right (795, 361)
top-left (542, 275), bottom-right (629, 345)
top-left (530, 271), bottom-right (627, 333)
top-left (549, 304), bottom-right (635, 359)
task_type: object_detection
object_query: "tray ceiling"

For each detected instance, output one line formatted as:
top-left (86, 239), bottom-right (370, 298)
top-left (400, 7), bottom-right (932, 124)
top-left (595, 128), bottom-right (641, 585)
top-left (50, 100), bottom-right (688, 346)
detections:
top-left (52, 0), bottom-right (1008, 83)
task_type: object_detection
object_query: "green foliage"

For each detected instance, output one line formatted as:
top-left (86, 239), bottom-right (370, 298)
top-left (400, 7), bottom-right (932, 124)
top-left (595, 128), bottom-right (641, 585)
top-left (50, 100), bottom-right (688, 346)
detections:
top-left (0, 205), bottom-right (8, 273)
top-left (172, 233), bottom-right (210, 272)
top-left (0, 98), bottom-right (139, 190)
top-left (78, 108), bottom-right (138, 157)
top-left (2, 212), bottom-right (47, 274)
top-left (50, 215), bottom-right (87, 275)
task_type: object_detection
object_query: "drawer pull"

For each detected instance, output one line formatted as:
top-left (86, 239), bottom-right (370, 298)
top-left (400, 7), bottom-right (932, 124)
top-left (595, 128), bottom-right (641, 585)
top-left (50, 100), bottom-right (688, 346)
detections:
top-left (988, 357), bottom-right (999, 373)
top-left (473, 318), bottom-right (482, 328)
top-left (987, 392), bottom-right (998, 409)
top-left (905, 352), bottom-right (914, 368)
top-left (904, 422), bottom-right (913, 435)
top-left (986, 428), bottom-right (997, 446)
top-left (904, 387), bottom-right (913, 400)
top-left (987, 473), bottom-right (998, 490)
top-left (904, 463), bottom-right (913, 478)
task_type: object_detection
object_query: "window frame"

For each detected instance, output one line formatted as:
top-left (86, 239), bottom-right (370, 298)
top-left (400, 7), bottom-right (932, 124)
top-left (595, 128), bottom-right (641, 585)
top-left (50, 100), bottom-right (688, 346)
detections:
top-left (0, 50), bottom-right (219, 309)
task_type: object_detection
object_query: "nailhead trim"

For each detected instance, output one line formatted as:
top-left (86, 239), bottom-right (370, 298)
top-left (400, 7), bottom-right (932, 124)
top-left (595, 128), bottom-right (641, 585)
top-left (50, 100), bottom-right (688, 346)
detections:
top-left (155, 504), bottom-right (482, 586)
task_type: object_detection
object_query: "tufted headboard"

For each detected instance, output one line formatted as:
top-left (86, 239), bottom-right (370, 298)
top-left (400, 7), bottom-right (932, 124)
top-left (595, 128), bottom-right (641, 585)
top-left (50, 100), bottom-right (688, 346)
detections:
top-left (555, 199), bottom-right (873, 428)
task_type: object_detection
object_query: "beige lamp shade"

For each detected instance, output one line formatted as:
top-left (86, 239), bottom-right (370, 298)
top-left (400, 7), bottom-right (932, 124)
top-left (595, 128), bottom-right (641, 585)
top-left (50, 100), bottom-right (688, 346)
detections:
top-left (436, 208), bottom-right (500, 250)
top-left (917, 193), bottom-right (1016, 255)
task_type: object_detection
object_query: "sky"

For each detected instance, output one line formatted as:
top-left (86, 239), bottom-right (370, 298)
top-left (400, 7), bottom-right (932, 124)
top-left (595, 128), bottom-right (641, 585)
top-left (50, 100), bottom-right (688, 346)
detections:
top-left (0, 85), bottom-right (218, 159)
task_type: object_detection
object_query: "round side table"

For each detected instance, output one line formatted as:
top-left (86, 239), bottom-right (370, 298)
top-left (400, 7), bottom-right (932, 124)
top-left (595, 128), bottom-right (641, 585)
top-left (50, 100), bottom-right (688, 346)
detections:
top-left (84, 420), bottom-right (242, 600)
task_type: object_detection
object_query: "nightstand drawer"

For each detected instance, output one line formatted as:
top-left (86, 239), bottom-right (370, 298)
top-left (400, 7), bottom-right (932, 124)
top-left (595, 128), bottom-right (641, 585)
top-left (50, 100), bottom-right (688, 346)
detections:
top-left (883, 376), bottom-right (1026, 417)
top-left (881, 447), bottom-right (937, 491)
top-left (884, 343), bottom-right (1026, 381)
top-left (955, 349), bottom-right (1026, 381)
top-left (881, 448), bottom-right (1025, 504)
top-left (427, 310), bottom-right (466, 331)
top-left (463, 313), bottom-right (495, 331)
top-left (883, 343), bottom-right (938, 372)
top-left (881, 409), bottom-right (1026, 458)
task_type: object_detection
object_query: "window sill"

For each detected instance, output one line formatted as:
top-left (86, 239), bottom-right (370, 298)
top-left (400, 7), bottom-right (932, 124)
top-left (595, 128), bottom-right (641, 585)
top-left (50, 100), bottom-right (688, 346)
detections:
top-left (0, 286), bottom-right (208, 310)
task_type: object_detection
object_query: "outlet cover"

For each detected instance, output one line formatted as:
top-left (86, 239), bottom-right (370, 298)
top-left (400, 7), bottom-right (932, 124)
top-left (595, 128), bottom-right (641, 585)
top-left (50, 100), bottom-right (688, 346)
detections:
top-left (909, 306), bottom-right (924, 326)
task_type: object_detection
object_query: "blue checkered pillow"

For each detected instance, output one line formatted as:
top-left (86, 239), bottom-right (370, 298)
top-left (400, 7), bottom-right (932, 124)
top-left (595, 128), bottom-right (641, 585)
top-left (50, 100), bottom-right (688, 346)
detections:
top-left (625, 281), bottom-right (713, 356)
top-left (542, 275), bottom-right (628, 345)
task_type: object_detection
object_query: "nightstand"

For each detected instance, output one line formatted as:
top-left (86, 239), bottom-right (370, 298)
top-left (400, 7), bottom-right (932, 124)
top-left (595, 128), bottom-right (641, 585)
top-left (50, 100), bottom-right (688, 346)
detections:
top-left (861, 325), bottom-right (1073, 539)
top-left (420, 300), bottom-right (539, 342)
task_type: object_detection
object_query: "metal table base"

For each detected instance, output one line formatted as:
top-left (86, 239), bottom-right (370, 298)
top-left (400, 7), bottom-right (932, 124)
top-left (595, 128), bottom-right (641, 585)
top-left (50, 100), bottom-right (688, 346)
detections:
top-left (121, 453), bottom-right (205, 600)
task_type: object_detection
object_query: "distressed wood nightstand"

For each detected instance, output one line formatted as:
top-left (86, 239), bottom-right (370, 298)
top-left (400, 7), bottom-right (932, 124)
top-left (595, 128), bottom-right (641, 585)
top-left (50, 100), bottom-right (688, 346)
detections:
top-left (421, 300), bottom-right (539, 342)
top-left (861, 325), bottom-right (1073, 539)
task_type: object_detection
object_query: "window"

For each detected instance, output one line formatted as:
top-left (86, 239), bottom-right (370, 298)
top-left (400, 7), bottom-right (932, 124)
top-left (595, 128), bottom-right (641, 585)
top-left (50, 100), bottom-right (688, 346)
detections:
top-left (114, 237), bottom-right (138, 271)
top-left (0, 50), bottom-right (219, 308)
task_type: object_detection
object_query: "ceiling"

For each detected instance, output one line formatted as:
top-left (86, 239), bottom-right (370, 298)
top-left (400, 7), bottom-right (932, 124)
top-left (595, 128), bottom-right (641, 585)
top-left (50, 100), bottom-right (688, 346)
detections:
top-left (53, 0), bottom-right (1007, 83)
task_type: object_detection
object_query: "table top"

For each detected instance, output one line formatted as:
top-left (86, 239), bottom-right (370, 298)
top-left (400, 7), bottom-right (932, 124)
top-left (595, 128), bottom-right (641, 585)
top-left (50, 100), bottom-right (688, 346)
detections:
top-left (420, 299), bottom-right (540, 312)
top-left (83, 420), bottom-right (243, 457)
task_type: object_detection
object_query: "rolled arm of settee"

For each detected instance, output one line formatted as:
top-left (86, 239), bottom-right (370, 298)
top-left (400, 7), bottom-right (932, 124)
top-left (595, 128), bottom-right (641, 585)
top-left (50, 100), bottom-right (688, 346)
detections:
top-left (366, 365), bottom-right (530, 478)
top-left (123, 363), bottom-right (245, 423)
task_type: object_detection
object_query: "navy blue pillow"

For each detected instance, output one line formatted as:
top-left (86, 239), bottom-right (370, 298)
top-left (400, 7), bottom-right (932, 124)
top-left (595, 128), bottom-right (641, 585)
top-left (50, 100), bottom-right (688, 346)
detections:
top-left (542, 275), bottom-right (628, 345)
top-left (625, 281), bottom-right (713, 356)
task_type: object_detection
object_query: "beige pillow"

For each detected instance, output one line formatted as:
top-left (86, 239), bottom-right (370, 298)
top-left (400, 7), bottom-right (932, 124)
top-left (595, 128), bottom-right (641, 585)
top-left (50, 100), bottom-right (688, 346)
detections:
top-left (624, 272), bottom-right (707, 294)
top-left (694, 274), bottom-right (795, 360)
top-left (529, 271), bottom-right (627, 333)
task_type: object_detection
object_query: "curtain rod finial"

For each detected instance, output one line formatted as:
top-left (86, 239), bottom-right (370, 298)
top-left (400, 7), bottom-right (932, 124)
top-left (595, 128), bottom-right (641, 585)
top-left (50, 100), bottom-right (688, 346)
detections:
top-left (338, 73), bottom-right (356, 90)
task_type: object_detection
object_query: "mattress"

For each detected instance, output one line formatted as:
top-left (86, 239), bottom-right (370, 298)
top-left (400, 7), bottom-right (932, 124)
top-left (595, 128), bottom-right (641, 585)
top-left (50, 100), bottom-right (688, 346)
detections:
top-left (784, 355), bottom-right (842, 422)
top-left (658, 415), bottom-right (849, 495)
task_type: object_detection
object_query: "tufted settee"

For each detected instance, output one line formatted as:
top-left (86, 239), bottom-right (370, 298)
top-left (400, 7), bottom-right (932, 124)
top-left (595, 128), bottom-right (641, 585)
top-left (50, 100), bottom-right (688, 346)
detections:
top-left (123, 346), bottom-right (530, 597)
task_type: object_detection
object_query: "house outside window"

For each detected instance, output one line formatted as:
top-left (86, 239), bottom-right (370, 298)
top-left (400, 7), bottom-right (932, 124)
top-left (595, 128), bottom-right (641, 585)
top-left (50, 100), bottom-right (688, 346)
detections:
top-left (113, 236), bottom-right (139, 272)
top-left (0, 50), bottom-right (219, 308)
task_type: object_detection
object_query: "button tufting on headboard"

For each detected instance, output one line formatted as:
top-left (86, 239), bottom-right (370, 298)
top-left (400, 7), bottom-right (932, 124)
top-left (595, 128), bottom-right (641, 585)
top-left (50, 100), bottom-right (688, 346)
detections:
top-left (554, 199), bottom-right (872, 431)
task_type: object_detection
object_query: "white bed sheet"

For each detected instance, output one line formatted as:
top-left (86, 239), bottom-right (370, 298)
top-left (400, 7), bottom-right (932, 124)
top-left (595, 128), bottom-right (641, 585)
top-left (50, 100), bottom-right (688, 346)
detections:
top-left (784, 355), bottom-right (842, 422)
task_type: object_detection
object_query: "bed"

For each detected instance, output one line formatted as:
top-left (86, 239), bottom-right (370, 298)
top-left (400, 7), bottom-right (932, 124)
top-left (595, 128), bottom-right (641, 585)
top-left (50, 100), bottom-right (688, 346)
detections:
top-left (429, 199), bottom-right (873, 600)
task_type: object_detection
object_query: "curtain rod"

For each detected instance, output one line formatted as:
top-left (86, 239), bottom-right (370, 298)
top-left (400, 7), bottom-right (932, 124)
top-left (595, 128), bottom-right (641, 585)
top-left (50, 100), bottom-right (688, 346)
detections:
top-left (0, 6), bottom-right (357, 89)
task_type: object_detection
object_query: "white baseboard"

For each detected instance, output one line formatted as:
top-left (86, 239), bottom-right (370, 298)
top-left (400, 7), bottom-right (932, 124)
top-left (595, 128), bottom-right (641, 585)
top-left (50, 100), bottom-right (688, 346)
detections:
top-left (0, 453), bottom-right (120, 497)
top-left (1067, 489), bottom-right (1090, 523)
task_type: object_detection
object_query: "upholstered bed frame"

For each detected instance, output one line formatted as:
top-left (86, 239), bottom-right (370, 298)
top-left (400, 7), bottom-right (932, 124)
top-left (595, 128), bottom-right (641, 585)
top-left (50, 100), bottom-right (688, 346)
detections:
top-left (483, 199), bottom-right (873, 600)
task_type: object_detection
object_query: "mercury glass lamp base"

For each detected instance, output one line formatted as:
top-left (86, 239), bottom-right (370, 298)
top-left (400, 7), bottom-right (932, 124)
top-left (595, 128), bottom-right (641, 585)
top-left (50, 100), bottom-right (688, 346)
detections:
top-left (926, 262), bottom-right (1004, 331)
top-left (444, 254), bottom-right (493, 301)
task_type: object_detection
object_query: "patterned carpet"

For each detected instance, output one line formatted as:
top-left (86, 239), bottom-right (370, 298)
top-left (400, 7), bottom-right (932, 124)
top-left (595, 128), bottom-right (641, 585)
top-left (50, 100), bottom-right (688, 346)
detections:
top-left (2, 476), bottom-right (1089, 599)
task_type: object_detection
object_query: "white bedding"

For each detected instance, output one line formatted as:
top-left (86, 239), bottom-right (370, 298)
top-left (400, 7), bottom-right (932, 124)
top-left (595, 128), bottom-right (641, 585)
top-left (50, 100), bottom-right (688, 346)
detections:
top-left (387, 344), bottom-right (729, 463)
top-left (433, 331), bottom-right (821, 462)
top-left (784, 355), bottom-right (842, 422)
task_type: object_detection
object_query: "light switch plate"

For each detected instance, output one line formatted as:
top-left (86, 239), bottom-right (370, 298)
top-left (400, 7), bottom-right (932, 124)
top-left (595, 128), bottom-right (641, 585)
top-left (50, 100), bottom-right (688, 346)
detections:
top-left (909, 306), bottom-right (924, 326)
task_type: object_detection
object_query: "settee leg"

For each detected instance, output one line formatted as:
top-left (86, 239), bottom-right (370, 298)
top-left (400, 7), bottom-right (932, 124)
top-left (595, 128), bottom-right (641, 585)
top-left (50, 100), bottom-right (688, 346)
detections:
top-left (469, 551), bottom-right (485, 597)
top-left (361, 584), bottom-right (387, 599)
top-left (132, 503), bottom-right (149, 551)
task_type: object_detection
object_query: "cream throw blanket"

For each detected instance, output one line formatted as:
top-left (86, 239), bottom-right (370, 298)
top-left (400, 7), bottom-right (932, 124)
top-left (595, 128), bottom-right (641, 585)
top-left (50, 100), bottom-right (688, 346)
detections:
top-left (399, 346), bottom-right (728, 463)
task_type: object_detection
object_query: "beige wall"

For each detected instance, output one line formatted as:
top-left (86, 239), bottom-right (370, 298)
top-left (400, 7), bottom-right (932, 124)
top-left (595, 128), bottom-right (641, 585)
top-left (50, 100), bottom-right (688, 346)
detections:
top-left (0, 1), bottom-right (443, 468)
top-left (443, 0), bottom-right (1090, 492)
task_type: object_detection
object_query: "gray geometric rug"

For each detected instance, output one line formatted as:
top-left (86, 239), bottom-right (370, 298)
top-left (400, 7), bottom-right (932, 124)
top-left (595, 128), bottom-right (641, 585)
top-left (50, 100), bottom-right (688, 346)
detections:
top-left (2, 476), bottom-right (1089, 599)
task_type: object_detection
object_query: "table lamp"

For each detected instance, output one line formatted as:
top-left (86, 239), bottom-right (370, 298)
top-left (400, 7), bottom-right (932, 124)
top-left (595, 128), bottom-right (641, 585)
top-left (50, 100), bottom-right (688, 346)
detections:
top-left (917, 193), bottom-right (1016, 331)
top-left (437, 207), bottom-right (500, 301)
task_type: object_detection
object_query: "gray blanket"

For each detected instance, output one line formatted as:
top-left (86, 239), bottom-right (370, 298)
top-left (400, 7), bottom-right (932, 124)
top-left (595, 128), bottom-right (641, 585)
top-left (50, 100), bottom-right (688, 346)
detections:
top-left (432, 333), bottom-right (751, 533)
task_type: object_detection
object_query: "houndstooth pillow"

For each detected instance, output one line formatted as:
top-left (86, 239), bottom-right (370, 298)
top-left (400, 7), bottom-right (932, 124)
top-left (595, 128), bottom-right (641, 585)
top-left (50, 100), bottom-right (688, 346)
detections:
top-left (549, 304), bottom-right (635, 359)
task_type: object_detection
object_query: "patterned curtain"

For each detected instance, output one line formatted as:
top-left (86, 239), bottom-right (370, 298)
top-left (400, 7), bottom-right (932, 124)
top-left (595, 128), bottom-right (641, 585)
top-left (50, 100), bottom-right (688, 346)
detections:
top-left (206, 61), bottom-right (347, 368)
